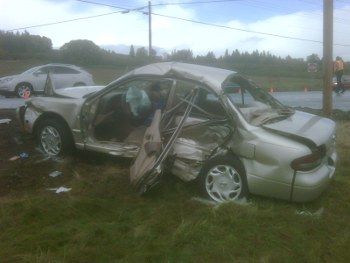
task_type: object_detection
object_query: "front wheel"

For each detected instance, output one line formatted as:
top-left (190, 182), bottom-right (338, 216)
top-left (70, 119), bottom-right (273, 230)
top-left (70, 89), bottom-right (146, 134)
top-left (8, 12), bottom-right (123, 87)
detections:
top-left (198, 155), bottom-right (248, 202)
top-left (37, 119), bottom-right (73, 156)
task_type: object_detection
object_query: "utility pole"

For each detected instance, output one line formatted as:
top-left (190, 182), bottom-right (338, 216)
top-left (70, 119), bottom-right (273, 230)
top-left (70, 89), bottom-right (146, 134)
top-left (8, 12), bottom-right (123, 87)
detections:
top-left (323, 0), bottom-right (333, 117)
top-left (148, 1), bottom-right (152, 59)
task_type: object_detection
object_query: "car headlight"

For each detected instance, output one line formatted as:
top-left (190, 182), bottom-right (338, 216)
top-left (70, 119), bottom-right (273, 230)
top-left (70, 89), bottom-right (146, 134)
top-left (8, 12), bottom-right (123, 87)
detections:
top-left (0, 77), bottom-right (13, 83)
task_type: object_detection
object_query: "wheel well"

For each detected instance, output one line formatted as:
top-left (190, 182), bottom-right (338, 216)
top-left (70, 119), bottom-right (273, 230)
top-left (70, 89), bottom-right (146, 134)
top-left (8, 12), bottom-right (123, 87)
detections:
top-left (33, 112), bottom-right (74, 142)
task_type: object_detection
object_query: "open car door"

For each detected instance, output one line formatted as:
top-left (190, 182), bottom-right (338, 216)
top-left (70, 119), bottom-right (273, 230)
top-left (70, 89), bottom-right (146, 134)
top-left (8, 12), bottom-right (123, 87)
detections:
top-left (130, 89), bottom-right (197, 194)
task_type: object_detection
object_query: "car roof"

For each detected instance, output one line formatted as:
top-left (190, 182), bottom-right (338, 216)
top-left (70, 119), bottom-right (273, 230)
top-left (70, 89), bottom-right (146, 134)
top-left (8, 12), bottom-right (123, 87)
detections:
top-left (42, 63), bottom-right (82, 70)
top-left (120, 62), bottom-right (237, 93)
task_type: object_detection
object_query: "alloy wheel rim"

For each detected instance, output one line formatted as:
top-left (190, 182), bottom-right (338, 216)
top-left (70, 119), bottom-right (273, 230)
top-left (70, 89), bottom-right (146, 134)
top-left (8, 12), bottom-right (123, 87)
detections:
top-left (18, 86), bottom-right (31, 98)
top-left (205, 165), bottom-right (242, 202)
top-left (40, 126), bottom-right (62, 155)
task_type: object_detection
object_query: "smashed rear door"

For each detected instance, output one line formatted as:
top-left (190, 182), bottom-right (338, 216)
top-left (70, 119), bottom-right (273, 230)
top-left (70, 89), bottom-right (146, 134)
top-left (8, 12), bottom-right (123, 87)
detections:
top-left (130, 89), bottom-right (197, 194)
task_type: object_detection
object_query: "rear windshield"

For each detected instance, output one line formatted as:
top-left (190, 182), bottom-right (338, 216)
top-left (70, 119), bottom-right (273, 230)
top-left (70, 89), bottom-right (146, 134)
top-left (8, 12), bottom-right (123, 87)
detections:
top-left (222, 75), bottom-right (293, 125)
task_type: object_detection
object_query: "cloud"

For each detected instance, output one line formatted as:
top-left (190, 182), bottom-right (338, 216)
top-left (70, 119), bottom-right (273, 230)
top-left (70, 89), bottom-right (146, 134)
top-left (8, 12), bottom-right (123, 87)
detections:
top-left (1, 0), bottom-right (350, 59)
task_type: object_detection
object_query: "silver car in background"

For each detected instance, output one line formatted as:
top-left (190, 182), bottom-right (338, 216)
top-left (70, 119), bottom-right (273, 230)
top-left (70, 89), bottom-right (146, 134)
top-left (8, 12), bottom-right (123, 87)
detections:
top-left (17, 62), bottom-right (337, 203)
top-left (0, 63), bottom-right (94, 98)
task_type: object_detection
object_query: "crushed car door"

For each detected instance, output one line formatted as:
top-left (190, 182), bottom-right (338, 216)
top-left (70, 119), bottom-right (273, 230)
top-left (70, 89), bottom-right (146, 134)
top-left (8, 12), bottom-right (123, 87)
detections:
top-left (130, 88), bottom-right (198, 194)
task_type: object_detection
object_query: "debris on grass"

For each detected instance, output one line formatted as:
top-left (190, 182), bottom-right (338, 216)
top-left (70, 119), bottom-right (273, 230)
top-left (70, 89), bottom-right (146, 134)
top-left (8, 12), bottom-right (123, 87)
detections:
top-left (9, 155), bottom-right (20, 161)
top-left (19, 152), bottom-right (29, 159)
top-left (191, 196), bottom-right (250, 208)
top-left (296, 207), bottom-right (324, 218)
top-left (9, 152), bottom-right (29, 161)
top-left (48, 186), bottom-right (71, 194)
top-left (49, 171), bottom-right (63, 178)
top-left (0, 118), bottom-right (11, 125)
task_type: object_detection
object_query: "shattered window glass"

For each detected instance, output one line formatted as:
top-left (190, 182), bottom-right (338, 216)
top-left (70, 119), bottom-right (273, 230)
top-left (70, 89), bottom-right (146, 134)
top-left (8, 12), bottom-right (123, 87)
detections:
top-left (223, 76), bottom-right (293, 125)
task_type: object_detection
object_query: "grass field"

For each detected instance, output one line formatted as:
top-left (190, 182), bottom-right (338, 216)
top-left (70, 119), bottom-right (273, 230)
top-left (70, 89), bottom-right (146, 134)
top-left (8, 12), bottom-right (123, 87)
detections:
top-left (0, 108), bottom-right (349, 262)
top-left (0, 59), bottom-right (323, 91)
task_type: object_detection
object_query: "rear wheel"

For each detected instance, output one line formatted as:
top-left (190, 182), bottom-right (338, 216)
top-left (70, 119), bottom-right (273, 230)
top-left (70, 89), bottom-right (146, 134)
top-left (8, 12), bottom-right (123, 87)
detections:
top-left (37, 119), bottom-right (73, 156)
top-left (15, 83), bottom-right (33, 98)
top-left (198, 155), bottom-right (248, 202)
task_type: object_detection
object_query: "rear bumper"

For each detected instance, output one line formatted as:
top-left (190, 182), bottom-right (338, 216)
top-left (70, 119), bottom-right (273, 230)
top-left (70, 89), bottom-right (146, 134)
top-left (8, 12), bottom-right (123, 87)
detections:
top-left (291, 152), bottom-right (337, 202)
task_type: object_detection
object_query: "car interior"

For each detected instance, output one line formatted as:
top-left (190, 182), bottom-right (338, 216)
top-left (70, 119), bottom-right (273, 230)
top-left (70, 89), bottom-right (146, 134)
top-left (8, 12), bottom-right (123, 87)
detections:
top-left (90, 78), bottom-right (228, 147)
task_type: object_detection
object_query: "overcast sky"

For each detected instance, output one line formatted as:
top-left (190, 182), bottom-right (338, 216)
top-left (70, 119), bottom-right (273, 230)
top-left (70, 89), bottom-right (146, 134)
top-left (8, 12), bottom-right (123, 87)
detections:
top-left (1, 0), bottom-right (350, 59)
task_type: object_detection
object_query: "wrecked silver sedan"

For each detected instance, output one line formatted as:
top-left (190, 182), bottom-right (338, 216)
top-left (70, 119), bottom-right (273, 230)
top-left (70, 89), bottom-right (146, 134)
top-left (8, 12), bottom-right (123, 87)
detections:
top-left (17, 62), bottom-right (337, 202)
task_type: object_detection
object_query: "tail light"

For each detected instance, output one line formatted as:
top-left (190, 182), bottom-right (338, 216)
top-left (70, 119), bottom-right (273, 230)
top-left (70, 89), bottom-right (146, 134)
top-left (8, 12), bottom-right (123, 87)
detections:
top-left (291, 146), bottom-right (325, 171)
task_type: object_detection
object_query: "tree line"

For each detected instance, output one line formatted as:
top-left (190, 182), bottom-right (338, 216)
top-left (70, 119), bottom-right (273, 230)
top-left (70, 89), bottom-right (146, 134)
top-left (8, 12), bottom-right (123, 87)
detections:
top-left (0, 30), bottom-right (347, 78)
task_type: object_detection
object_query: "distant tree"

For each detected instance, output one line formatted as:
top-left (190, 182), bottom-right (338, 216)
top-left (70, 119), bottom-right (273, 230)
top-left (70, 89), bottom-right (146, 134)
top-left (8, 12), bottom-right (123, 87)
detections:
top-left (0, 30), bottom-right (52, 59)
top-left (150, 48), bottom-right (157, 58)
top-left (135, 47), bottom-right (148, 58)
top-left (224, 49), bottom-right (229, 58)
top-left (129, 45), bottom-right (135, 57)
top-left (169, 49), bottom-right (193, 61)
top-left (306, 53), bottom-right (321, 64)
top-left (60, 39), bottom-right (102, 65)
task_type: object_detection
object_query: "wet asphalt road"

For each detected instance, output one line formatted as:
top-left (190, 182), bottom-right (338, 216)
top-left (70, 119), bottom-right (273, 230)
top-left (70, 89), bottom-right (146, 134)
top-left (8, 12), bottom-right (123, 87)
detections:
top-left (0, 91), bottom-right (349, 110)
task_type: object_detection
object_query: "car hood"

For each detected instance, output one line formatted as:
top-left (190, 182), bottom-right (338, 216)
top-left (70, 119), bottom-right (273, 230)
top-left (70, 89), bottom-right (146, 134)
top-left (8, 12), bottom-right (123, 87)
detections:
top-left (0, 74), bottom-right (19, 80)
top-left (263, 110), bottom-right (335, 146)
top-left (54, 86), bottom-right (105, 99)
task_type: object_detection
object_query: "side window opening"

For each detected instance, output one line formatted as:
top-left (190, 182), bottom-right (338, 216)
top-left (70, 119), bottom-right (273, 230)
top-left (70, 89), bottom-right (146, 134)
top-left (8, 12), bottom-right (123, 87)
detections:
top-left (162, 79), bottom-right (229, 142)
top-left (54, 66), bottom-right (80, 74)
top-left (91, 78), bottom-right (173, 144)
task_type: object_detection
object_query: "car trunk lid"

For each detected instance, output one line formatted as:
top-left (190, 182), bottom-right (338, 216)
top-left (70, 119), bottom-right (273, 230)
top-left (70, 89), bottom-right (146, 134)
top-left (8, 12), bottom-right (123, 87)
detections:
top-left (263, 110), bottom-right (335, 147)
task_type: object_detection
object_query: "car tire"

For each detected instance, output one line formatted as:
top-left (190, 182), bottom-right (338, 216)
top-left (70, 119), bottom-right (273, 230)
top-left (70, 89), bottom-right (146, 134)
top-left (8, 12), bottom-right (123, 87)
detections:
top-left (198, 155), bottom-right (248, 202)
top-left (36, 118), bottom-right (73, 156)
top-left (73, 82), bottom-right (86, 87)
top-left (15, 83), bottom-right (33, 98)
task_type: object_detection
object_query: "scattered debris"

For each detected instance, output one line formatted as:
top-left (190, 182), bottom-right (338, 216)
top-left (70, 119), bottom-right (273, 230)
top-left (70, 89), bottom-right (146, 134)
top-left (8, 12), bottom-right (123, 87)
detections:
top-left (9, 155), bottom-right (20, 161)
top-left (296, 207), bottom-right (324, 218)
top-left (9, 152), bottom-right (29, 161)
top-left (49, 171), bottom-right (63, 178)
top-left (0, 118), bottom-right (11, 125)
top-left (191, 196), bottom-right (250, 208)
top-left (48, 186), bottom-right (71, 194)
top-left (19, 152), bottom-right (29, 159)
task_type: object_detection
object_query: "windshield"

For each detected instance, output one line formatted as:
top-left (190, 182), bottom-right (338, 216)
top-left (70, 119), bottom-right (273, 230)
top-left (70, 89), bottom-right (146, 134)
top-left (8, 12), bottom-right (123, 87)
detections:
top-left (22, 66), bottom-right (40, 74)
top-left (222, 75), bottom-right (294, 126)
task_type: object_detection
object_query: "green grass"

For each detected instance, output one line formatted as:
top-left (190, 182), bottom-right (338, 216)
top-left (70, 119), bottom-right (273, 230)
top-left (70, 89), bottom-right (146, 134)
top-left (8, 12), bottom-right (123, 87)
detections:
top-left (0, 59), bottom-right (323, 91)
top-left (0, 114), bottom-right (349, 262)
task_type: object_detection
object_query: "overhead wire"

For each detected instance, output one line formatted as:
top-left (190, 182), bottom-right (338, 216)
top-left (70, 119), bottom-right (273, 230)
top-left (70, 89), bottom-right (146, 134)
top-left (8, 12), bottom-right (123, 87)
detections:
top-left (74, 0), bottom-right (350, 47)
top-left (5, 0), bottom-right (350, 47)
top-left (7, 11), bottom-right (124, 31)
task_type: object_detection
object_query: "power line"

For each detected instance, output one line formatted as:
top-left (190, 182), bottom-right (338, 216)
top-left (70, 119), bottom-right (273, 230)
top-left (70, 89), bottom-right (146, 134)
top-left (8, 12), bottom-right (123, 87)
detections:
top-left (6, 2), bottom-right (147, 32)
top-left (6, 0), bottom-right (350, 47)
top-left (7, 11), bottom-right (123, 31)
top-left (75, 0), bottom-right (147, 11)
top-left (152, 0), bottom-right (242, 6)
top-left (75, 0), bottom-right (350, 47)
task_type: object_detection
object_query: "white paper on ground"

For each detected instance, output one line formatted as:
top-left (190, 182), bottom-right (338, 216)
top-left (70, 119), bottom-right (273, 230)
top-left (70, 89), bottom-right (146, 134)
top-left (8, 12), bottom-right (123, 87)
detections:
top-left (48, 186), bottom-right (71, 193)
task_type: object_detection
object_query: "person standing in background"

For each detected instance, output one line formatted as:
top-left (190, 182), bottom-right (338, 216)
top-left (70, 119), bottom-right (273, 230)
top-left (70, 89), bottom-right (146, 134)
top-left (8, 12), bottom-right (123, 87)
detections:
top-left (334, 56), bottom-right (345, 94)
